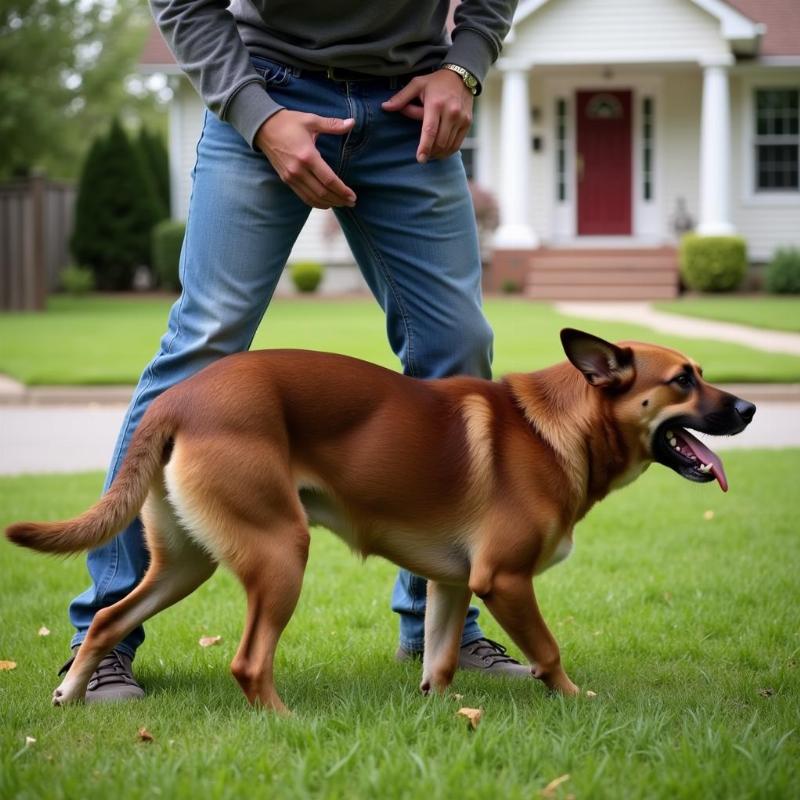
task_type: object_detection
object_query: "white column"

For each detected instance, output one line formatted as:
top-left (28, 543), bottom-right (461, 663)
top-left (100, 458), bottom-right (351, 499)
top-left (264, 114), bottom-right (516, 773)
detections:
top-left (475, 79), bottom-right (494, 188)
top-left (494, 66), bottom-right (539, 249)
top-left (697, 62), bottom-right (735, 235)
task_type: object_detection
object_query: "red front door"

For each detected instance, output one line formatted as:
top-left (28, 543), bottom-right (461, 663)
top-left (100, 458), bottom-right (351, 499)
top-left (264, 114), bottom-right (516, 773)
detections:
top-left (576, 89), bottom-right (632, 235)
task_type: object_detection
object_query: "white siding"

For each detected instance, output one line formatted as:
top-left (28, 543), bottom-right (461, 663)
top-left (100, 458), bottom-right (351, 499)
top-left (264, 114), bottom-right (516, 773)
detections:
top-left (506, 0), bottom-right (730, 65)
top-left (172, 81), bottom-right (355, 266)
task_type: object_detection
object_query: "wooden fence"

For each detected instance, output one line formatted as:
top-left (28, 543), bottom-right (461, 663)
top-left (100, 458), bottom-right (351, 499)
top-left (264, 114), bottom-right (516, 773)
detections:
top-left (0, 176), bottom-right (75, 311)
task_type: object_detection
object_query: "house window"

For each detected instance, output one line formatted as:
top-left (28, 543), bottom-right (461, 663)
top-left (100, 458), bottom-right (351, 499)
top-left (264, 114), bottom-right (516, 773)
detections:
top-left (461, 102), bottom-right (478, 180)
top-left (642, 97), bottom-right (654, 201)
top-left (754, 88), bottom-right (799, 191)
top-left (556, 98), bottom-right (567, 202)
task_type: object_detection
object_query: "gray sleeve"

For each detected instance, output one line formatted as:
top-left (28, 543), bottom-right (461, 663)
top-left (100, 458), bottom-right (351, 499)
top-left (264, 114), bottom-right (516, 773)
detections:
top-left (446, 0), bottom-right (518, 92)
top-left (149, 0), bottom-right (283, 148)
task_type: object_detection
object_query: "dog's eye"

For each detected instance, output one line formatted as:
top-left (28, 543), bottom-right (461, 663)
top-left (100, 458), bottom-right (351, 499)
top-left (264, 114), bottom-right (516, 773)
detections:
top-left (671, 374), bottom-right (692, 389)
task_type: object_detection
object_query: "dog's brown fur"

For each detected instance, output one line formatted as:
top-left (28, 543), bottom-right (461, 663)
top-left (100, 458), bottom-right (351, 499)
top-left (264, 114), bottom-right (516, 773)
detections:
top-left (6, 330), bottom-right (755, 711)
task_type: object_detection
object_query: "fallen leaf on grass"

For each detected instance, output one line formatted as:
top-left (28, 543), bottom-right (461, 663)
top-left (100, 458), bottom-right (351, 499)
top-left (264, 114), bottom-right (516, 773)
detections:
top-left (456, 707), bottom-right (482, 730)
top-left (0, 660), bottom-right (17, 670)
top-left (585, 690), bottom-right (597, 698)
top-left (137, 727), bottom-right (154, 743)
top-left (758, 687), bottom-right (775, 698)
top-left (703, 510), bottom-right (715, 521)
top-left (540, 773), bottom-right (570, 797)
top-left (198, 636), bottom-right (222, 648)
top-left (11, 736), bottom-right (37, 761)
top-left (451, 693), bottom-right (464, 701)
top-left (38, 626), bottom-right (50, 637)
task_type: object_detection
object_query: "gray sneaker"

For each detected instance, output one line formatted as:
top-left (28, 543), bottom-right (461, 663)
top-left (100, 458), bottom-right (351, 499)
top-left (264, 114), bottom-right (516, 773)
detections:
top-left (59, 648), bottom-right (145, 703)
top-left (395, 637), bottom-right (532, 679)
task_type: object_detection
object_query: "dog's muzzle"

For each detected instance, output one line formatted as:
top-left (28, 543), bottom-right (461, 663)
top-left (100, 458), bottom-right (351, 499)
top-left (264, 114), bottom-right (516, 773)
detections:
top-left (652, 395), bottom-right (756, 492)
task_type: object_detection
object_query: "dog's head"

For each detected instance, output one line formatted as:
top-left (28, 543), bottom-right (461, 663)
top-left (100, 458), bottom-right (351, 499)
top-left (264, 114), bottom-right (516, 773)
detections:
top-left (560, 328), bottom-right (756, 492)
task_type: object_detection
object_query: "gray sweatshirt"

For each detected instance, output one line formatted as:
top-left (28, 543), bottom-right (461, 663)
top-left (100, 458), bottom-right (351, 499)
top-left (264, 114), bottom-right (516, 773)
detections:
top-left (150, 1), bottom-right (517, 147)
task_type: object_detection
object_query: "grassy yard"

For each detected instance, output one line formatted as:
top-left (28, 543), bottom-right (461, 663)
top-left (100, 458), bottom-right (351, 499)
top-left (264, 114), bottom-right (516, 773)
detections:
top-left (1, 450), bottom-right (798, 799)
top-left (1, 295), bottom-right (799, 385)
top-left (654, 296), bottom-right (800, 333)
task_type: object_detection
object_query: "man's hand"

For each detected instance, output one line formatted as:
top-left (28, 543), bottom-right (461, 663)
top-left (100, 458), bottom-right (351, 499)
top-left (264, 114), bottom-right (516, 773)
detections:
top-left (255, 110), bottom-right (357, 209)
top-left (381, 69), bottom-right (474, 164)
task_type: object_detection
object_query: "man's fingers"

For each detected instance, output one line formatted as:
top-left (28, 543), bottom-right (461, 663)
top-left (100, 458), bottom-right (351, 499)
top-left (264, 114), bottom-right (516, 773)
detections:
top-left (310, 157), bottom-right (356, 205)
top-left (443, 119), bottom-right (471, 157)
top-left (308, 115), bottom-right (356, 136)
top-left (382, 78), bottom-right (421, 110)
top-left (395, 103), bottom-right (424, 121)
top-left (417, 103), bottom-right (441, 164)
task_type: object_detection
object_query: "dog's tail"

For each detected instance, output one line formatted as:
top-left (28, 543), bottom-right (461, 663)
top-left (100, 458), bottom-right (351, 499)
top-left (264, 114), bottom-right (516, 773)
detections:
top-left (5, 397), bottom-right (177, 555)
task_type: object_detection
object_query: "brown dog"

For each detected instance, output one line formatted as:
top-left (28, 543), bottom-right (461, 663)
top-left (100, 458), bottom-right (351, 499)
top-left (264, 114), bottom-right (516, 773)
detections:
top-left (6, 329), bottom-right (755, 711)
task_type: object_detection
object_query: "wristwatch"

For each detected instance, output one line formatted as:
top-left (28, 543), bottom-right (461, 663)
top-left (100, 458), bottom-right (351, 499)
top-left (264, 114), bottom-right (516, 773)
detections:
top-left (441, 63), bottom-right (479, 95)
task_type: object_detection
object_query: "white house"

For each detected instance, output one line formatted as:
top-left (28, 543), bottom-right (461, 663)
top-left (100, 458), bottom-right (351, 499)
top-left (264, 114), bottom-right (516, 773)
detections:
top-left (140, 0), bottom-right (800, 298)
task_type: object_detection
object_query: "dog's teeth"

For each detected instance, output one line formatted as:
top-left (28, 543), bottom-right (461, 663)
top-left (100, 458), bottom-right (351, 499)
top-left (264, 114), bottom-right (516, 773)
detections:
top-left (699, 463), bottom-right (712, 473)
top-left (666, 430), bottom-right (674, 438)
top-left (670, 438), bottom-right (678, 447)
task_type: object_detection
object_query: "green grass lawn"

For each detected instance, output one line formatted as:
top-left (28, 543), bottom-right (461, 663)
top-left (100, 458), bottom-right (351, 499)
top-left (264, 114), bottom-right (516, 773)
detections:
top-left (654, 296), bottom-right (800, 333)
top-left (1, 295), bottom-right (799, 385)
top-left (1, 451), bottom-right (798, 799)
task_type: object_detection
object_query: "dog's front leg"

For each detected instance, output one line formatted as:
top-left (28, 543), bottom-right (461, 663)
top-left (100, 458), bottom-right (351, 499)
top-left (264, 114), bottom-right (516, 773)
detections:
top-left (478, 571), bottom-right (579, 695)
top-left (420, 582), bottom-right (472, 694)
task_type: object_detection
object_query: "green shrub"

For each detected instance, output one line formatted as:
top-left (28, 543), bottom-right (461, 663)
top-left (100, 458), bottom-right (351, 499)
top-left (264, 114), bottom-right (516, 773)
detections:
top-left (501, 279), bottom-right (522, 294)
top-left (71, 120), bottom-right (165, 290)
top-left (151, 219), bottom-right (186, 291)
top-left (290, 261), bottom-right (324, 293)
top-left (136, 127), bottom-right (170, 216)
top-left (765, 247), bottom-right (800, 294)
top-left (679, 234), bottom-right (748, 292)
top-left (60, 265), bottom-right (95, 296)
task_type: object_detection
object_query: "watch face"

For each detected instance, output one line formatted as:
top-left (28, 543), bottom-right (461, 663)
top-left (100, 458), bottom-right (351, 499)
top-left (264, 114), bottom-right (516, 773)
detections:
top-left (465, 74), bottom-right (478, 89)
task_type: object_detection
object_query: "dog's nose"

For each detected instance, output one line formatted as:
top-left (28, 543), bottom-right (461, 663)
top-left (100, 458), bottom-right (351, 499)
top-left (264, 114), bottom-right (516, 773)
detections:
top-left (734, 398), bottom-right (756, 424)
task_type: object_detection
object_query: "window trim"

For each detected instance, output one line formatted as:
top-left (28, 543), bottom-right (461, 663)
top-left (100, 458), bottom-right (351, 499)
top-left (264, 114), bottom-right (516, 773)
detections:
top-left (741, 76), bottom-right (800, 207)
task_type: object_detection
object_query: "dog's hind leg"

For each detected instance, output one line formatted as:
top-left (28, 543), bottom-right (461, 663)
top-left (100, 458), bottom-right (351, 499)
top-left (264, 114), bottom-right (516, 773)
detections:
top-left (420, 582), bottom-right (472, 694)
top-left (53, 491), bottom-right (217, 706)
top-left (228, 519), bottom-right (310, 714)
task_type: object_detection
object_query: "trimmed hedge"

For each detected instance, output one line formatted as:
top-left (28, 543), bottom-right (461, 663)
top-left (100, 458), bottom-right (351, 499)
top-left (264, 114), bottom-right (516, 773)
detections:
top-left (290, 261), bottom-right (324, 293)
top-left (151, 219), bottom-right (186, 291)
top-left (765, 247), bottom-right (800, 294)
top-left (679, 234), bottom-right (747, 292)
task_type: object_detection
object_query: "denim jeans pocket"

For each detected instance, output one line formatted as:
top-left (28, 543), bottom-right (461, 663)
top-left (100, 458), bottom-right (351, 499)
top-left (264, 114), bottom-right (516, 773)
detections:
top-left (251, 56), bottom-right (292, 87)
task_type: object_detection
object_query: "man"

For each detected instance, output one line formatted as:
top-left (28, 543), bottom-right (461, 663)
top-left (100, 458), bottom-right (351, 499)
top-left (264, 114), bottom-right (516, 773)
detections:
top-left (64, 0), bottom-right (529, 702)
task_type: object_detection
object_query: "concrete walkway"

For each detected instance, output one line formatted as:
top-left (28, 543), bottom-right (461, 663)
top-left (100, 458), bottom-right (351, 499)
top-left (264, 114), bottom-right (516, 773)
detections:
top-left (556, 301), bottom-right (800, 356)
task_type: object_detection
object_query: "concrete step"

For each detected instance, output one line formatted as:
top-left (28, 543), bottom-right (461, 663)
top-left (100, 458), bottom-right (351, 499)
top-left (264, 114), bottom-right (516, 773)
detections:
top-left (531, 269), bottom-right (676, 286)
top-left (526, 283), bottom-right (677, 300)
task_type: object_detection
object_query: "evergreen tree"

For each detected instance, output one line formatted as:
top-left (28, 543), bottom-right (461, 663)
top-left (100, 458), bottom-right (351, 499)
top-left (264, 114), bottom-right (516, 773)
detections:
top-left (136, 127), bottom-right (171, 216)
top-left (71, 120), bottom-right (163, 290)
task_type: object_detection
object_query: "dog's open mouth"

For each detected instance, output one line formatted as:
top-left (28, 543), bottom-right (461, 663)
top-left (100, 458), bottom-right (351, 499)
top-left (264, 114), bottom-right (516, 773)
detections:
top-left (653, 423), bottom-right (728, 492)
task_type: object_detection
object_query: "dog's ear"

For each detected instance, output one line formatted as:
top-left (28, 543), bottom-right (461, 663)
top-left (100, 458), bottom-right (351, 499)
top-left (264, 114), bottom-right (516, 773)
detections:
top-left (560, 329), bottom-right (634, 389)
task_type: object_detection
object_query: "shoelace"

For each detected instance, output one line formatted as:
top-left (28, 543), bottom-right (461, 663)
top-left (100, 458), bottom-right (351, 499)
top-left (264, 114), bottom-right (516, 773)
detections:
top-left (464, 637), bottom-right (521, 666)
top-left (58, 651), bottom-right (139, 689)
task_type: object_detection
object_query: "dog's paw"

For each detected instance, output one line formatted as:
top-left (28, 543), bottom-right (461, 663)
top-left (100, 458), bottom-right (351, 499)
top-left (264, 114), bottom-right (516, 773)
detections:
top-left (52, 684), bottom-right (82, 706)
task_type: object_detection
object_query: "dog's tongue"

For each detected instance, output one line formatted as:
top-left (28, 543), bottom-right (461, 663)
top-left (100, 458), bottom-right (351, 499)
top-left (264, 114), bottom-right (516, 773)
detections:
top-left (677, 429), bottom-right (728, 492)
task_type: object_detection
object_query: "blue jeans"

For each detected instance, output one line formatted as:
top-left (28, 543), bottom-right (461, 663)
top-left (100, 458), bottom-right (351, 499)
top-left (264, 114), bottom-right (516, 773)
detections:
top-left (69, 58), bottom-right (492, 658)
